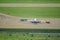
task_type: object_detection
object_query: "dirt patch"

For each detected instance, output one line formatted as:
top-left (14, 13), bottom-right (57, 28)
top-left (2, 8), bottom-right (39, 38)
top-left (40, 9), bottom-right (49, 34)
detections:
top-left (0, 3), bottom-right (60, 7)
top-left (0, 13), bottom-right (60, 29)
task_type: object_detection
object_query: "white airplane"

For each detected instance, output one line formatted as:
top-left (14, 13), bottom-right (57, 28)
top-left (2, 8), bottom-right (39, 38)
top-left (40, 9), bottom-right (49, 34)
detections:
top-left (27, 18), bottom-right (37, 21)
top-left (30, 18), bottom-right (40, 24)
top-left (34, 18), bottom-right (37, 21)
top-left (20, 18), bottom-right (50, 24)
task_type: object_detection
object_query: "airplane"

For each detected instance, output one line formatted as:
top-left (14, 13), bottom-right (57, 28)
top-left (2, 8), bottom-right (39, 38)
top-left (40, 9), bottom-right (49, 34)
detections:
top-left (27, 18), bottom-right (40, 24)
top-left (20, 18), bottom-right (50, 24)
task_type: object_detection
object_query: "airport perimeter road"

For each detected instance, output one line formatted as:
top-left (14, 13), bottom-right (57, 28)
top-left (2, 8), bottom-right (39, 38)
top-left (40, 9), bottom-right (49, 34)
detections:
top-left (0, 14), bottom-right (60, 29)
top-left (0, 3), bottom-right (60, 7)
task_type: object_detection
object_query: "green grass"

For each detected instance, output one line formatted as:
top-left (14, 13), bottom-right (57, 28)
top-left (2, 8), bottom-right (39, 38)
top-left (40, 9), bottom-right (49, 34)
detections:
top-left (0, 7), bottom-right (60, 18)
top-left (0, 0), bottom-right (60, 3)
top-left (0, 29), bottom-right (60, 40)
top-left (0, 32), bottom-right (60, 40)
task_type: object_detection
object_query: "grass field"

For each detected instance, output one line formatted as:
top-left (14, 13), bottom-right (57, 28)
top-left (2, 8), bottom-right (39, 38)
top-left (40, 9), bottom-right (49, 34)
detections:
top-left (0, 0), bottom-right (60, 3)
top-left (0, 32), bottom-right (60, 40)
top-left (0, 29), bottom-right (60, 40)
top-left (0, 7), bottom-right (60, 18)
top-left (0, 0), bottom-right (60, 40)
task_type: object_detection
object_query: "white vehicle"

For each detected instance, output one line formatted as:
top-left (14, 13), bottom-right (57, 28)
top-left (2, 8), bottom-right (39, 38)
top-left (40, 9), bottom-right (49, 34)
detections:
top-left (20, 18), bottom-right (50, 24)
